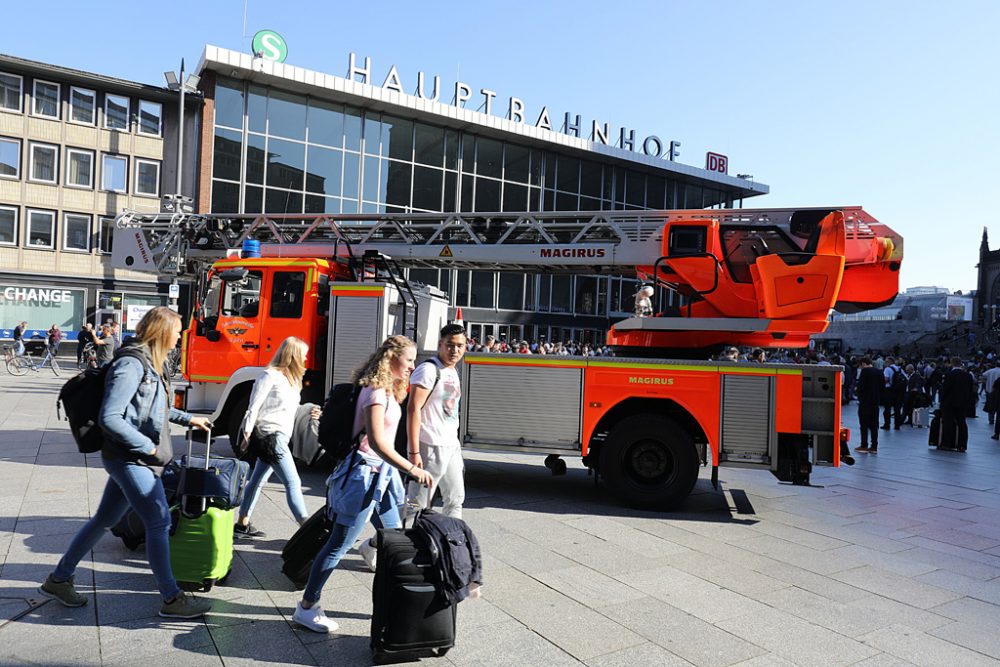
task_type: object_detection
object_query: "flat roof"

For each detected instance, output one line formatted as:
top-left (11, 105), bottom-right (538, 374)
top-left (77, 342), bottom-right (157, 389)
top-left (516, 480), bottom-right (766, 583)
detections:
top-left (0, 53), bottom-right (198, 106)
top-left (197, 45), bottom-right (768, 198)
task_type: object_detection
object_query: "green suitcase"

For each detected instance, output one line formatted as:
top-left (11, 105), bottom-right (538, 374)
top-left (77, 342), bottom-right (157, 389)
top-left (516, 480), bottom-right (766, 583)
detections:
top-left (170, 505), bottom-right (234, 591)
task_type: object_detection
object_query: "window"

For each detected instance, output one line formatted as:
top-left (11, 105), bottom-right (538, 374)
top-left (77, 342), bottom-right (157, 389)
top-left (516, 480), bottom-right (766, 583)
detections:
top-left (137, 100), bottom-right (162, 135)
top-left (0, 206), bottom-right (16, 245)
top-left (69, 87), bottom-right (96, 124)
top-left (32, 80), bottom-right (60, 118)
top-left (29, 142), bottom-right (58, 183)
top-left (104, 94), bottom-right (129, 130)
top-left (99, 216), bottom-right (114, 254)
top-left (470, 271), bottom-right (494, 308)
top-left (65, 148), bottom-right (94, 188)
top-left (269, 271), bottom-right (305, 318)
top-left (63, 213), bottom-right (90, 251)
top-left (102, 154), bottom-right (128, 192)
top-left (0, 137), bottom-right (19, 178)
top-left (26, 209), bottom-right (55, 248)
top-left (221, 270), bottom-right (263, 318)
top-left (0, 72), bottom-right (23, 112)
top-left (498, 272), bottom-right (524, 310)
top-left (135, 159), bottom-right (160, 196)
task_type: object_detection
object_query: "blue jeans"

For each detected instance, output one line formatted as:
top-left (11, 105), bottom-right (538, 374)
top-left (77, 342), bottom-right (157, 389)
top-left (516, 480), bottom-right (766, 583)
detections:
top-left (238, 432), bottom-right (308, 523)
top-left (14, 339), bottom-right (24, 356)
top-left (53, 457), bottom-right (180, 601)
top-left (302, 486), bottom-right (401, 604)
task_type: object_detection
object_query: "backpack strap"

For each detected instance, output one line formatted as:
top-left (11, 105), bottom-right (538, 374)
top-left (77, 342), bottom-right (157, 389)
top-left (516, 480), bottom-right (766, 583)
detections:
top-left (416, 359), bottom-right (442, 411)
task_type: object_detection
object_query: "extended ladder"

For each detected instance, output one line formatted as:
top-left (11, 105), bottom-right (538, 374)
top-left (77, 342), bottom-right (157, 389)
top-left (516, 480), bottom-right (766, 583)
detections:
top-left (114, 207), bottom-right (890, 277)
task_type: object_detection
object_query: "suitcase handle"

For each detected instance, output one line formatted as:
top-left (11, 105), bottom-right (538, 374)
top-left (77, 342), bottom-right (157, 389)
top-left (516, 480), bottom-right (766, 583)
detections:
top-left (183, 426), bottom-right (213, 516)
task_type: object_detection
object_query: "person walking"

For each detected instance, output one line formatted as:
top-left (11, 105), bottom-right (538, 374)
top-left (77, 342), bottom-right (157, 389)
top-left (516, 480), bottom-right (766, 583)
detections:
top-left (39, 307), bottom-right (213, 617)
top-left (407, 323), bottom-right (468, 520)
top-left (882, 357), bottom-right (905, 430)
top-left (940, 357), bottom-right (973, 452)
top-left (294, 335), bottom-right (432, 633)
top-left (234, 337), bottom-right (312, 538)
top-left (855, 356), bottom-right (883, 453)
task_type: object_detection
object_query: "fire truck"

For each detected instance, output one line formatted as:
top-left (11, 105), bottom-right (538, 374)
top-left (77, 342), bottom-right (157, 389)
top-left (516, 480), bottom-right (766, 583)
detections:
top-left (114, 207), bottom-right (902, 509)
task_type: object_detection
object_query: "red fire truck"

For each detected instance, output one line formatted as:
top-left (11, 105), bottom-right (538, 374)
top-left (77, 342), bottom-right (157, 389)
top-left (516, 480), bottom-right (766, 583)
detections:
top-left (114, 207), bottom-right (902, 508)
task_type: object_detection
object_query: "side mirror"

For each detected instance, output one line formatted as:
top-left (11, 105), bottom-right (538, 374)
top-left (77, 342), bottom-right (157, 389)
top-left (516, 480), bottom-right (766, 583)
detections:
top-left (218, 268), bottom-right (249, 282)
top-left (206, 329), bottom-right (221, 342)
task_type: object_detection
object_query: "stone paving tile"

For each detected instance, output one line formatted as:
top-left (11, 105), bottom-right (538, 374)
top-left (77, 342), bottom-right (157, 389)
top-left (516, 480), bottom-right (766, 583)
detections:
top-left (727, 655), bottom-right (800, 667)
top-left (736, 534), bottom-right (856, 576)
top-left (599, 596), bottom-right (767, 666)
top-left (929, 596), bottom-right (1000, 626)
top-left (914, 568), bottom-right (1000, 605)
top-left (208, 618), bottom-right (317, 665)
top-left (484, 567), bottom-right (644, 661)
top-left (614, 563), bottom-right (772, 624)
top-left (716, 604), bottom-right (878, 666)
top-left (533, 565), bottom-right (647, 608)
top-left (442, 618), bottom-right (581, 666)
top-left (754, 562), bottom-right (872, 604)
top-left (583, 641), bottom-right (695, 667)
top-left (661, 550), bottom-right (791, 597)
top-left (859, 623), bottom-right (993, 666)
top-left (846, 654), bottom-right (919, 666)
top-left (97, 615), bottom-right (215, 661)
top-left (824, 544), bottom-right (940, 578)
top-left (831, 565), bottom-right (964, 609)
top-left (929, 620), bottom-right (1000, 660)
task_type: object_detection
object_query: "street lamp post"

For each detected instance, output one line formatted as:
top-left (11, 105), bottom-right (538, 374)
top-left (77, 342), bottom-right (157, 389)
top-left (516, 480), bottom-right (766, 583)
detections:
top-left (163, 61), bottom-right (199, 305)
top-left (163, 59), bottom-right (200, 201)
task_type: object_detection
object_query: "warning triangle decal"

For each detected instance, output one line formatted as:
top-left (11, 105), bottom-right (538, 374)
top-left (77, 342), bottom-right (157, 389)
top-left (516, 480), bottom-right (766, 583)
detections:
top-left (439, 245), bottom-right (454, 257)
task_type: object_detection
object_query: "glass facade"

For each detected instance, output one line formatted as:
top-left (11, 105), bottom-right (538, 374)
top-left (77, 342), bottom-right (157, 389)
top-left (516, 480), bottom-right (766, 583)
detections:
top-left (211, 77), bottom-right (730, 343)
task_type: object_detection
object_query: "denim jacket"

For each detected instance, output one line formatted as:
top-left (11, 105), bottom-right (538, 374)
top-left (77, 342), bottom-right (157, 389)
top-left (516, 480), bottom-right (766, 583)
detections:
top-left (326, 455), bottom-right (405, 526)
top-left (98, 346), bottom-right (192, 469)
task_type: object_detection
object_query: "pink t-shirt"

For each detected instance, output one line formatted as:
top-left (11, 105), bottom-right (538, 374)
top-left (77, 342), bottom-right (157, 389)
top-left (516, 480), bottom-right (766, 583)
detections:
top-left (352, 386), bottom-right (401, 469)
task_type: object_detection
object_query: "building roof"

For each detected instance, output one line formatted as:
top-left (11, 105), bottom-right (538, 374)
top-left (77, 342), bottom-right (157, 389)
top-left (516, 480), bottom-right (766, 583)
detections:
top-left (197, 45), bottom-right (768, 199)
top-left (0, 53), bottom-right (199, 106)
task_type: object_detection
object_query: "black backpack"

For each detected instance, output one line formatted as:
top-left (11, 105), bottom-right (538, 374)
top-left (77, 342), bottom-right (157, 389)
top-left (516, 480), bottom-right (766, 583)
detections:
top-left (317, 383), bottom-right (364, 467)
top-left (58, 347), bottom-right (150, 454)
top-left (890, 366), bottom-right (907, 393)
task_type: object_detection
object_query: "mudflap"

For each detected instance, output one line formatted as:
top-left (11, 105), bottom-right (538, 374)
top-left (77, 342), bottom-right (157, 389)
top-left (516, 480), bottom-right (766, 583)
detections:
top-left (772, 434), bottom-right (812, 486)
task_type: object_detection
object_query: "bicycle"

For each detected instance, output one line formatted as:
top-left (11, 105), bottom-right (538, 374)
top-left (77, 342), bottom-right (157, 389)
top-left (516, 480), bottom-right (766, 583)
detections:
top-left (78, 342), bottom-right (98, 370)
top-left (7, 345), bottom-right (62, 376)
top-left (166, 346), bottom-right (182, 379)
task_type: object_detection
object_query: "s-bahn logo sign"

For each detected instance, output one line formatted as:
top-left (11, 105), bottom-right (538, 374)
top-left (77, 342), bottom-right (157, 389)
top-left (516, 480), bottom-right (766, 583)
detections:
top-left (345, 53), bottom-right (686, 162)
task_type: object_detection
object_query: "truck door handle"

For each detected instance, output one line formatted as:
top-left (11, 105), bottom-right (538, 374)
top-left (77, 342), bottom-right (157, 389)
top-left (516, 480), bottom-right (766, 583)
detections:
top-left (242, 343), bottom-right (259, 350)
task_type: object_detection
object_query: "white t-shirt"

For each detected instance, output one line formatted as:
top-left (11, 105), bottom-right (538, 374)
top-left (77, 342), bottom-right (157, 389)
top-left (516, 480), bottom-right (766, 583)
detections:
top-left (410, 358), bottom-right (461, 448)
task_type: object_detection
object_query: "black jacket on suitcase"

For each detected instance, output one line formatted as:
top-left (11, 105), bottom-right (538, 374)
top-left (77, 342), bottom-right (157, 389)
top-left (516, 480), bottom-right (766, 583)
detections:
top-left (371, 528), bottom-right (456, 658)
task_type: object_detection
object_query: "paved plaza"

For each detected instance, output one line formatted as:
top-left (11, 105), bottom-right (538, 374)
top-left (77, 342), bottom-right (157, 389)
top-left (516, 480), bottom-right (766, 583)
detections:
top-left (2, 369), bottom-right (1000, 666)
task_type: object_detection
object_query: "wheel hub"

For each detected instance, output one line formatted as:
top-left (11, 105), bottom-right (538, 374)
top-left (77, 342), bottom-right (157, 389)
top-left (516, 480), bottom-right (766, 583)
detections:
top-left (627, 439), bottom-right (674, 484)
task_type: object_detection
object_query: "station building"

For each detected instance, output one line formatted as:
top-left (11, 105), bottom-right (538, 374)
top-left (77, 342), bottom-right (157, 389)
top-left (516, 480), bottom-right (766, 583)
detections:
top-left (193, 45), bottom-right (768, 345)
top-left (0, 54), bottom-right (195, 344)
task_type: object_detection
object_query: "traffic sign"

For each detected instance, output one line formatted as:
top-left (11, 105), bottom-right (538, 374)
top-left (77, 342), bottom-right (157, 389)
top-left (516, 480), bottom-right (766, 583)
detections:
top-left (252, 30), bottom-right (288, 63)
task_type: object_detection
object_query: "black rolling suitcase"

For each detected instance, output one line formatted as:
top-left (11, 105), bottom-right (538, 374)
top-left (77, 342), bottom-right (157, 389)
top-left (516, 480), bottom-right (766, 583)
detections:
top-left (110, 462), bottom-right (181, 550)
top-left (281, 506), bottom-right (332, 589)
top-left (928, 412), bottom-right (940, 446)
top-left (370, 527), bottom-right (456, 660)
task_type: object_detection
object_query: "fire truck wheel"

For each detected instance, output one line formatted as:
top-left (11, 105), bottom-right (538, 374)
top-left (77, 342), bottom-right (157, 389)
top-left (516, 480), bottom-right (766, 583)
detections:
top-left (600, 415), bottom-right (699, 510)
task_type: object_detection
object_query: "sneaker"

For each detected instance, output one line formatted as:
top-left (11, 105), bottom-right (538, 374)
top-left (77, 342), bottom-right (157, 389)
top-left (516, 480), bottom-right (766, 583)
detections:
top-left (855, 445), bottom-right (869, 452)
top-left (233, 523), bottom-right (266, 539)
top-left (293, 602), bottom-right (339, 633)
top-left (358, 538), bottom-right (378, 572)
top-left (38, 575), bottom-right (87, 607)
top-left (159, 591), bottom-right (212, 619)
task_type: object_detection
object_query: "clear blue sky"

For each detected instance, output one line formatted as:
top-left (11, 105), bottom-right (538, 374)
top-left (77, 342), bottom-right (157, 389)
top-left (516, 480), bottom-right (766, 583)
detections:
top-left (6, 1), bottom-right (997, 293)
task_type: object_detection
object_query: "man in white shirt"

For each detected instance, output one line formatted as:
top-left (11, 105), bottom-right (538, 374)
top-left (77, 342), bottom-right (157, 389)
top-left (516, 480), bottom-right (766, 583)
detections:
top-left (408, 323), bottom-right (467, 518)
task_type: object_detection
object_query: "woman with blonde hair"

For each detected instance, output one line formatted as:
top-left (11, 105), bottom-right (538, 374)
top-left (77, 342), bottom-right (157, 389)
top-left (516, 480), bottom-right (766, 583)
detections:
top-left (41, 307), bottom-right (213, 618)
top-left (234, 336), bottom-right (312, 537)
top-left (293, 335), bottom-right (433, 633)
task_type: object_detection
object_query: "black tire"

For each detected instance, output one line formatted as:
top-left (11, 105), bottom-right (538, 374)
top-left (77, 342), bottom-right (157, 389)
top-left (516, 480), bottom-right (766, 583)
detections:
top-left (599, 415), bottom-right (699, 510)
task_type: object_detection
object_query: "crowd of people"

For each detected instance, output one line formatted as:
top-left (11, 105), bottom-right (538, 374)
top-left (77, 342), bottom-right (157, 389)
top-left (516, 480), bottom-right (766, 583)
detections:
top-left (466, 335), bottom-right (614, 357)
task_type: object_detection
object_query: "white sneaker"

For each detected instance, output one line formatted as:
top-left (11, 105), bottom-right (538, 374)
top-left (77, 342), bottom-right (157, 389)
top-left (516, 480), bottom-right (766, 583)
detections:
top-left (358, 538), bottom-right (377, 572)
top-left (293, 602), bottom-right (339, 634)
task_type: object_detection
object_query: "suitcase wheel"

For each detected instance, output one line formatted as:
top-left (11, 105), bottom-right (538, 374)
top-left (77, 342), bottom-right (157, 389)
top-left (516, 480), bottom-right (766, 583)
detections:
top-left (436, 647), bottom-right (450, 657)
top-left (217, 567), bottom-right (233, 586)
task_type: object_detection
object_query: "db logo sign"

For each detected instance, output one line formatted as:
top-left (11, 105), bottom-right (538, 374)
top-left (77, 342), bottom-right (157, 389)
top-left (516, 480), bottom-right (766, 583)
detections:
top-left (706, 152), bottom-right (728, 174)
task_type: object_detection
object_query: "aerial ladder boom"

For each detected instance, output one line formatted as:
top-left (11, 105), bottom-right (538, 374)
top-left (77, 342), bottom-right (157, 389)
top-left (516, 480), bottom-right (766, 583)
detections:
top-left (115, 207), bottom-right (902, 351)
